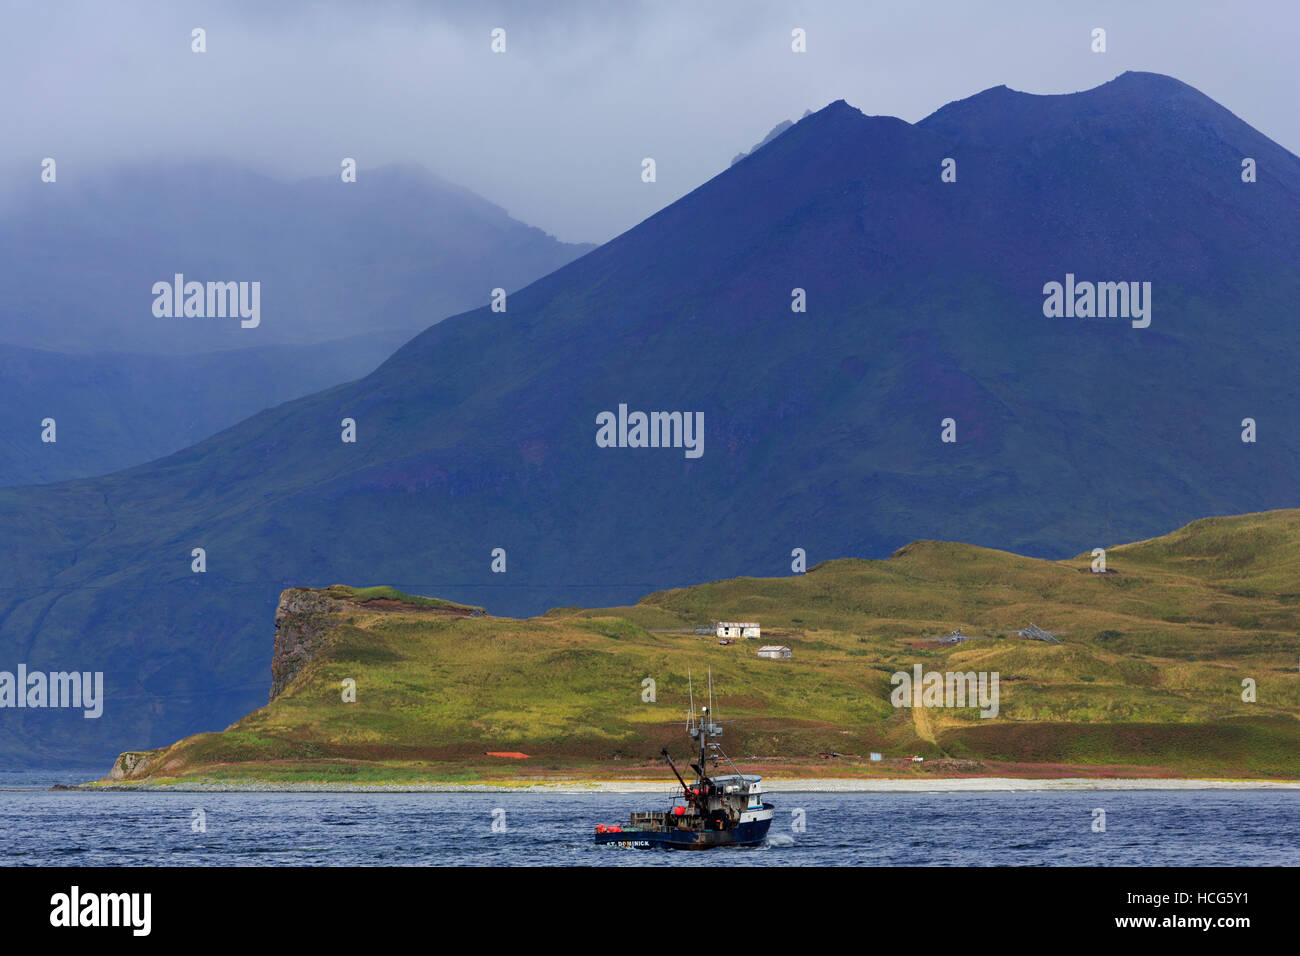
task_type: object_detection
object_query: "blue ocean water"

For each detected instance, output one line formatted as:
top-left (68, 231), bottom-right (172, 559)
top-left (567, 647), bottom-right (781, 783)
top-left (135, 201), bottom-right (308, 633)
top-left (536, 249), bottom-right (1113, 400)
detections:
top-left (2, 771), bottom-right (1296, 866)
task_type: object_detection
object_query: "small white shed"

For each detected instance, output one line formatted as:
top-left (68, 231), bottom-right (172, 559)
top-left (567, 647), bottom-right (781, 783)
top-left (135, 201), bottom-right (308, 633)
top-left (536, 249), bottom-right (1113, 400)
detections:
top-left (716, 621), bottom-right (761, 640)
top-left (757, 645), bottom-right (792, 660)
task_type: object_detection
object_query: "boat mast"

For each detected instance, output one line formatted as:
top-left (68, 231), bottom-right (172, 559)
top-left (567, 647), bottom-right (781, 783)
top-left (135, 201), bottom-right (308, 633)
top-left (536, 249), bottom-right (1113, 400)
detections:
top-left (682, 669), bottom-right (724, 789)
top-left (699, 706), bottom-right (709, 771)
top-left (687, 670), bottom-right (696, 734)
top-left (707, 669), bottom-right (716, 772)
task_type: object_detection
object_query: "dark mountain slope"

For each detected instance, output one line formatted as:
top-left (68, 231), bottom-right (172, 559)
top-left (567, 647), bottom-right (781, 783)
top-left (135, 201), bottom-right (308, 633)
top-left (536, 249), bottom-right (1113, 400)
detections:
top-left (0, 334), bottom-right (409, 486)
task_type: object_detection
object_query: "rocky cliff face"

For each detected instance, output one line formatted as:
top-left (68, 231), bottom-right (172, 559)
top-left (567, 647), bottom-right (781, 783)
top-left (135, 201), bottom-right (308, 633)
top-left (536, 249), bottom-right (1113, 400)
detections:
top-left (108, 751), bottom-right (154, 781)
top-left (98, 585), bottom-right (484, 782)
top-left (107, 588), bottom-right (351, 781)
top-left (269, 588), bottom-right (345, 702)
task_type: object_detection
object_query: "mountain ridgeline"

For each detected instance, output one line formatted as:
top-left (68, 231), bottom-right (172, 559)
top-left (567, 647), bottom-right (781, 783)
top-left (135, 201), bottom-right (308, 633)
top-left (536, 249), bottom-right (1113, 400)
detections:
top-left (3, 72), bottom-right (1300, 766)
top-left (0, 162), bottom-right (593, 355)
top-left (0, 162), bottom-right (594, 485)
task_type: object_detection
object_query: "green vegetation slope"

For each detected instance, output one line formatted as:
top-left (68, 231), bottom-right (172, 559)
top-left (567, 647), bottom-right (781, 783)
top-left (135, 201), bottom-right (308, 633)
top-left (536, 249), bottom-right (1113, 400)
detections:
top-left (106, 510), bottom-right (1300, 784)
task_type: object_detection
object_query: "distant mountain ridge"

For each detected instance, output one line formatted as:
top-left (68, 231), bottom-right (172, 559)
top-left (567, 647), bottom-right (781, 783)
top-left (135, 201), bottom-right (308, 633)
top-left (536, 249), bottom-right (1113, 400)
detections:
top-left (0, 161), bottom-right (594, 484)
top-left (0, 161), bottom-right (594, 354)
top-left (3, 71), bottom-right (1300, 767)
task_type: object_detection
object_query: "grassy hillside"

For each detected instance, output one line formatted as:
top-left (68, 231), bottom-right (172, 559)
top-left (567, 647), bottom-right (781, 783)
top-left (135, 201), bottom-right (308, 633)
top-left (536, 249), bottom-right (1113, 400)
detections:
top-left (103, 510), bottom-right (1300, 784)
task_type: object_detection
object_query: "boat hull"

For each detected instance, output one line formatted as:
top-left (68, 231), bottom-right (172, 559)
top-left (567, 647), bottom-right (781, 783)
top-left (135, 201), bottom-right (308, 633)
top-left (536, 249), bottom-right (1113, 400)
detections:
top-left (595, 807), bottom-right (774, 850)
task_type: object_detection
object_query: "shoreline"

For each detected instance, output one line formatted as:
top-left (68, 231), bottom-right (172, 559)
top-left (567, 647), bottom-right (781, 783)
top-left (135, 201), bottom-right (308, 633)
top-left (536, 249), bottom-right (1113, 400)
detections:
top-left (75, 776), bottom-right (1300, 794)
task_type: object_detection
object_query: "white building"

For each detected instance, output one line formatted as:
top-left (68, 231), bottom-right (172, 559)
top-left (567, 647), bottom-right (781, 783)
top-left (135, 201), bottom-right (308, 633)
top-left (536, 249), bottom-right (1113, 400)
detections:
top-left (716, 621), bottom-right (761, 640)
top-left (757, 645), bottom-right (792, 660)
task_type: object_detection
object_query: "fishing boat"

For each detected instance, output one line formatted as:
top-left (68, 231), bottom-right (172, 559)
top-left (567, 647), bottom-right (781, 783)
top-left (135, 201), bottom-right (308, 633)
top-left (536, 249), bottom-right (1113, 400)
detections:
top-left (593, 673), bottom-right (775, 849)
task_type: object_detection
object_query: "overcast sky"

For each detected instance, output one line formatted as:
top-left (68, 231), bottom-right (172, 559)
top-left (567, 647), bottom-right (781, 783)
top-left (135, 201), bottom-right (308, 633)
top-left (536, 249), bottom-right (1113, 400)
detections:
top-left (3, 0), bottom-right (1295, 243)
